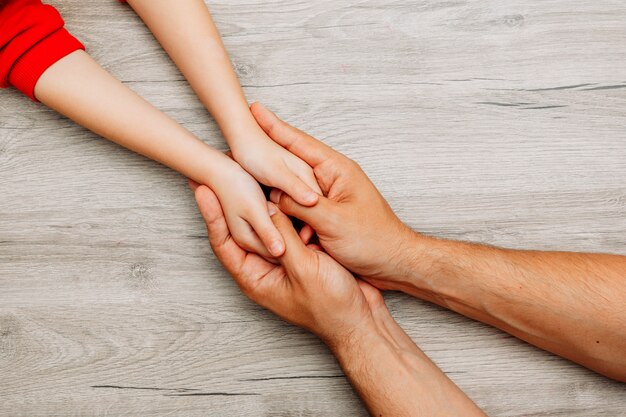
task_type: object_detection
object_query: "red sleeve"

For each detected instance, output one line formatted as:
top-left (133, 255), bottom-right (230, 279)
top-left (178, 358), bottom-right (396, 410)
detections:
top-left (0, 0), bottom-right (85, 101)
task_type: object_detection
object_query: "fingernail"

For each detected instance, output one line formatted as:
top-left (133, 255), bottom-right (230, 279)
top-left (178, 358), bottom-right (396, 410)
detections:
top-left (267, 202), bottom-right (277, 216)
top-left (303, 192), bottom-right (318, 204)
top-left (270, 240), bottom-right (284, 256)
top-left (269, 189), bottom-right (282, 204)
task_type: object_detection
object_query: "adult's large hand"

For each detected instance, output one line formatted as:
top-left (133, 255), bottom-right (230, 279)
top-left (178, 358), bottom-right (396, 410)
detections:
top-left (190, 181), bottom-right (379, 345)
top-left (250, 104), bottom-right (626, 382)
top-left (250, 102), bottom-right (418, 288)
top-left (191, 180), bottom-right (486, 417)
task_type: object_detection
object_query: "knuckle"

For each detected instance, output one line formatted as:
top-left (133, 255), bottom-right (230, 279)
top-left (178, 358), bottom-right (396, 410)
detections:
top-left (345, 156), bottom-right (362, 171)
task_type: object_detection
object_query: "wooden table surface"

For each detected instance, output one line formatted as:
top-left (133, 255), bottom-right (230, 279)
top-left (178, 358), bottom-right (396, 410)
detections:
top-left (1, 1), bottom-right (625, 415)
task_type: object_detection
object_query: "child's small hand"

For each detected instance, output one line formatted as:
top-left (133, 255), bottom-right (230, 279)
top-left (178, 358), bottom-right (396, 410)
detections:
top-left (232, 127), bottom-right (322, 207)
top-left (199, 160), bottom-right (286, 258)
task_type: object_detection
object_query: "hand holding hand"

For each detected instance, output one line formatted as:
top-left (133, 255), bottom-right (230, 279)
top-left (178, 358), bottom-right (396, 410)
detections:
top-left (192, 182), bottom-right (383, 346)
top-left (192, 170), bottom-right (487, 417)
top-left (250, 103), bottom-right (418, 287)
top-left (205, 157), bottom-right (286, 258)
top-left (231, 127), bottom-right (322, 207)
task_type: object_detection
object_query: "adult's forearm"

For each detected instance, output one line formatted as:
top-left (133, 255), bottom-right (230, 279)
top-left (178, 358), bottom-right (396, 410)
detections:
top-left (34, 50), bottom-right (233, 189)
top-left (329, 306), bottom-right (485, 417)
top-left (126, 0), bottom-right (261, 146)
top-left (388, 232), bottom-right (626, 381)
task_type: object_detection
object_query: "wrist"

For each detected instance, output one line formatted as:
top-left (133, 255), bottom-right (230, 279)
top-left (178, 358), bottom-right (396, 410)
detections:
top-left (326, 314), bottom-right (386, 360)
top-left (327, 303), bottom-right (414, 368)
top-left (220, 116), bottom-right (266, 150)
top-left (194, 148), bottom-right (242, 191)
top-left (392, 232), bottom-right (461, 305)
top-left (377, 228), bottom-right (446, 296)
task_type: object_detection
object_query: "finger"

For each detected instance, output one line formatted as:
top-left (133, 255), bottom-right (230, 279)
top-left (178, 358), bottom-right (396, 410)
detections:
top-left (269, 188), bottom-right (282, 204)
top-left (268, 202), bottom-right (311, 271)
top-left (229, 218), bottom-right (272, 259)
top-left (288, 160), bottom-right (323, 195)
top-left (194, 185), bottom-right (246, 274)
top-left (247, 202), bottom-right (286, 257)
top-left (250, 102), bottom-right (336, 168)
top-left (277, 191), bottom-right (337, 231)
top-left (188, 178), bottom-right (200, 191)
top-left (302, 173), bottom-right (323, 196)
top-left (299, 224), bottom-right (315, 245)
top-left (306, 243), bottom-right (323, 252)
top-left (274, 169), bottom-right (319, 207)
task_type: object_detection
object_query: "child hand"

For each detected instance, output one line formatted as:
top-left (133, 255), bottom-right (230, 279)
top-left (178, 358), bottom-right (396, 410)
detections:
top-left (195, 160), bottom-right (286, 258)
top-left (231, 126), bottom-right (322, 207)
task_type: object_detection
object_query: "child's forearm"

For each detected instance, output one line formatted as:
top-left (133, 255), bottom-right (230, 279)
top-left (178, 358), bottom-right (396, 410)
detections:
top-left (126, 0), bottom-right (261, 148)
top-left (33, 49), bottom-right (286, 258)
top-left (34, 50), bottom-right (234, 189)
top-left (123, 0), bottom-right (322, 207)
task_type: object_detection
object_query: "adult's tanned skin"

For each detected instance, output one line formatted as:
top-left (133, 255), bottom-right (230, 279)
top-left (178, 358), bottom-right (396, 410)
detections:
top-left (251, 102), bottom-right (626, 382)
top-left (192, 181), bottom-right (486, 417)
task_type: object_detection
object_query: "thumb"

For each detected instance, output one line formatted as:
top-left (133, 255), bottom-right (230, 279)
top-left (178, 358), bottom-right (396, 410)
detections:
top-left (268, 202), bottom-right (311, 272)
top-left (193, 185), bottom-right (246, 274)
top-left (270, 189), bottom-right (337, 232)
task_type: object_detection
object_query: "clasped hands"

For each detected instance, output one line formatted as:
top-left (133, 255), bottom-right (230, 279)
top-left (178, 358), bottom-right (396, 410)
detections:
top-left (191, 102), bottom-right (416, 349)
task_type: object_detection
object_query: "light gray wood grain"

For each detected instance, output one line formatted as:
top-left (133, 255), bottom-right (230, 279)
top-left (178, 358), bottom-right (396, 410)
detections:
top-left (1, 0), bottom-right (625, 416)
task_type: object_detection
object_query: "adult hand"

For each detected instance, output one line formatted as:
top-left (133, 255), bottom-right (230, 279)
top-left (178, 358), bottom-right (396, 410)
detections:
top-left (248, 105), bottom-right (626, 383)
top-left (250, 102), bottom-right (419, 288)
top-left (191, 181), bottom-right (384, 346)
top-left (192, 181), bottom-right (487, 417)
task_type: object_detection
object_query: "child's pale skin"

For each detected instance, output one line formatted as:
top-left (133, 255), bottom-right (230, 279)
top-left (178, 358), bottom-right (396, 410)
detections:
top-left (125, 0), bottom-right (321, 204)
top-left (33, 0), bottom-right (322, 258)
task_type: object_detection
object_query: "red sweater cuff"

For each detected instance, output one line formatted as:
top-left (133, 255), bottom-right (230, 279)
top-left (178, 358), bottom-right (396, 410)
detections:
top-left (8, 27), bottom-right (85, 102)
